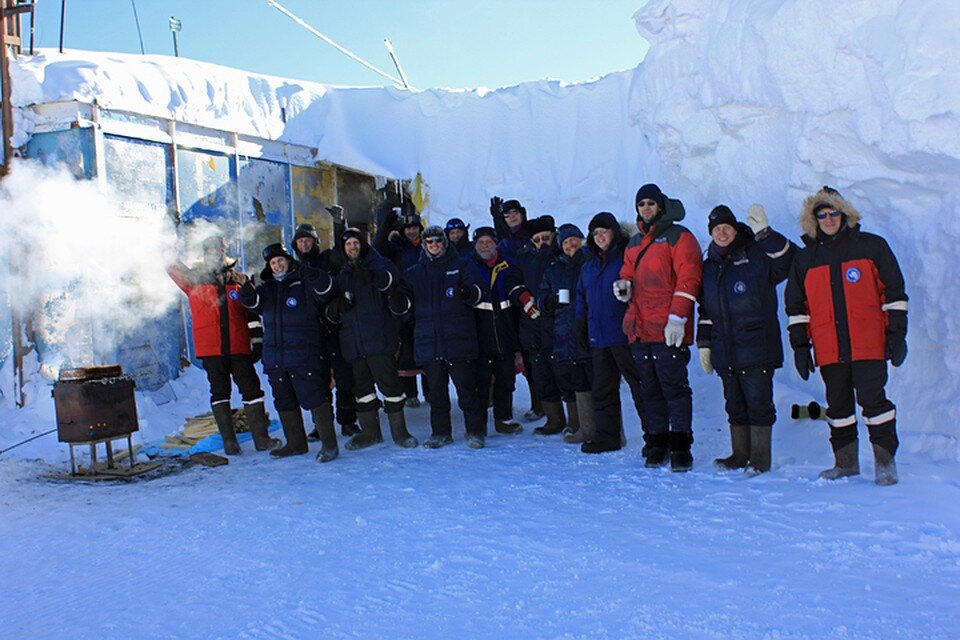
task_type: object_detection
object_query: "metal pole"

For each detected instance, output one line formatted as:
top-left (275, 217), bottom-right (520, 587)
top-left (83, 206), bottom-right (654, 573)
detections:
top-left (28, 0), bottom-right (35, 54)
top-left (265, 0), bottom-right (411, 89)
top-left (169, 16), bottom-right (180, 57)
top-left (130, 0), bottom-right (144, 54)
top-left (383, 38), bottom-right (411, 90)
top-left (59, 0), bottom-right (66, 53)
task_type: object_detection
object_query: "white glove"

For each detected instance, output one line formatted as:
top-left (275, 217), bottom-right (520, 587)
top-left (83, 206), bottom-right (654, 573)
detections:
top-left (613, 279), bottom-right (632, 302)
top-left (699, 347), bottom-right (713, 374)
top-left (664, 315), bottom-right (687, 347)
top-left (746, 204), bottom-right (769, 234)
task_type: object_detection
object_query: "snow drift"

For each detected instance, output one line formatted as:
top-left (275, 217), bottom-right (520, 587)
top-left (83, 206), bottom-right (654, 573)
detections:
top-left (7, 0), bottom-right (960, 458)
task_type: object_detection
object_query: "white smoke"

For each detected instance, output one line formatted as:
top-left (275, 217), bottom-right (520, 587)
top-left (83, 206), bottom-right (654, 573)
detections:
top-left (0, 159), bottom-right (184, 377)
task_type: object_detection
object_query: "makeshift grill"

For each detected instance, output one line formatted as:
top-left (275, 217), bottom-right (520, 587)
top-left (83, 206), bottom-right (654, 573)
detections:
top-left (53, 365), bottom-right (140, 475)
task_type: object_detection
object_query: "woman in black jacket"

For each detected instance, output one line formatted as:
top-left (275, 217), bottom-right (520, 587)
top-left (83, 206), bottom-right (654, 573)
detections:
top-left (697, 205), bottom-right (795, 474)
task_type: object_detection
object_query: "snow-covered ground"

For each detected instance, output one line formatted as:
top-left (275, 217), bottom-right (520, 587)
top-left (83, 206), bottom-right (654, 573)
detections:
top-left (3, 376), bottom-right (959, 639)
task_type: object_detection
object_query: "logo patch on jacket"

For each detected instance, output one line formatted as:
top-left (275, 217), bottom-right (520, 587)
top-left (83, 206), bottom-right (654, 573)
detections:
top-left (655, 237), bottom-right (668, 243)
top-left (228, 290), bottom-right (239, 300)
top-left (445, 287), bottom-right (455, 298)
top-left (845, 267), bottom-right (861, 283)
top-left (286, 297), bottom-right (298, 307)
top-left (733, 281), bottom-right (747, 294)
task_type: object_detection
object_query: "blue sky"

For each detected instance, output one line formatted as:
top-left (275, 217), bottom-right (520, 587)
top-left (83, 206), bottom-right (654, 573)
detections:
top-left (31, 0), bottom-right (650, 89)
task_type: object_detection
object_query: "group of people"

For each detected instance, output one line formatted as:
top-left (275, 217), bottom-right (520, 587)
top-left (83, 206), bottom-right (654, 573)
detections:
top-left (167, 184), bottom-right (908, 486)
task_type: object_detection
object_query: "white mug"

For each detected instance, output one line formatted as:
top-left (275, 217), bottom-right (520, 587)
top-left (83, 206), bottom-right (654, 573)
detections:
top-left (558, 289), bottom-right (570, 304)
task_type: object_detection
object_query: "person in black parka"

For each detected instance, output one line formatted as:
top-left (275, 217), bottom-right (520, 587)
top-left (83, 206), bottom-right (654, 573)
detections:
top-left (326, 227), bottom-right (418, 451)
top-left (290, 210), bottom-right (360, 440)
top-left (238, 243), bottom-right (339, 462)
top-left (400, 226), bottom-right (489, 449)
top-left (538, 223), bottom-right (594, 443)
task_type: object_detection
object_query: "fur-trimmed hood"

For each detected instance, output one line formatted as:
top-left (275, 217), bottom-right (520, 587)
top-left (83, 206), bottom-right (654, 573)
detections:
top-left (799, 187), bottom-right (861, 239)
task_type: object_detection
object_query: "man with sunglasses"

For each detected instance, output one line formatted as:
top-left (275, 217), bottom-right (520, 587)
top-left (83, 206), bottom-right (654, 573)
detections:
top-left (785, 186), bottom-right (907, 485)
top-left (399, 226), bottom-right (489, 448)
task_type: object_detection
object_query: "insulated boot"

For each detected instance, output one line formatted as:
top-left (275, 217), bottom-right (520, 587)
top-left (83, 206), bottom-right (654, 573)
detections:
top-left (745, 425), bottom-right (772, 475)
top-left (311, 404), bottom-right (339, 463)
top-left (212, 403), bottom-right (242, 455)
top-left (565, 392), bottom-right (595, 444)
top-left (387, 411), bottom-right (418, 448)
top-left (644, 432), bottom-right (669, 467)
top-left (872, 444), bottom-right (898, 486)
top-left (466, 434), bottom-right (485, 449)
top-left (562, 399), bottom-right (580, 437)
top-left (818, 441), bottom-right (860, 480)
top-left (581, 407), bottom-right (622, 453)
top-left (345, 410), bottom-right (384, 451)
top-left (533, 401), bottom-right (567, 435)
top-left (271, 410), bottom-right (309, 457)
top-left (495, 419), bottom-right (523, 435)
top-left (669, 431), bottom-right (694, 473)
top-left (341, 422), bottom-right (361, 437)
top-left (245, 402), bottom-right (281, 451)
top-left (714, 424), bottom-right (750, 470)
top-left (423, 434), bottom-right (454, 449)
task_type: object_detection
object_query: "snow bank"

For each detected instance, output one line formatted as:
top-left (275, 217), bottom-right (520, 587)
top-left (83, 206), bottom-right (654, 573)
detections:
top-left (6, 0), bottom-right (960, 459)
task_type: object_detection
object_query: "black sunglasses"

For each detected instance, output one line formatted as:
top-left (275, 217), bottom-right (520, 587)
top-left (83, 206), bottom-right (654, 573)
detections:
top-left (423, 237), bottom-right (444, 244)
top-left (815, 209), bottom-right (841, 220)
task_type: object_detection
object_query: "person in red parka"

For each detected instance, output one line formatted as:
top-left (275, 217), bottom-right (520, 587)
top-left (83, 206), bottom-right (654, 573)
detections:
top-left (617, 184), bottom-right (702, 471)
top-left (167, 236), bottom-right (279, 455)
top-left (785, 186), bottom-right (907, 486)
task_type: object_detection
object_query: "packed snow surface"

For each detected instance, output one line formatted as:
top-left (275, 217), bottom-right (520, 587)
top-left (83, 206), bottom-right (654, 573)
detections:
top-left (2, 0), bottom-right (960, 636)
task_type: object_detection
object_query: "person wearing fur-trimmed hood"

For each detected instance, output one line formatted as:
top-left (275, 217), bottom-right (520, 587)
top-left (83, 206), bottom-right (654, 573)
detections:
top-left (784, 186), bottom-right (907, 485)
top-left (696, 204), bottom-right (797, 475)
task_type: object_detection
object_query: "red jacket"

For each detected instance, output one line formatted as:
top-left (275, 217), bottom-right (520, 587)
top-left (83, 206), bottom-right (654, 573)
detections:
top-left (785, 190), bottom-right (907, 366)
top-left (168, 262), bottom-right (257, 358)
top-left (620, 216), bottom-right (702, 344)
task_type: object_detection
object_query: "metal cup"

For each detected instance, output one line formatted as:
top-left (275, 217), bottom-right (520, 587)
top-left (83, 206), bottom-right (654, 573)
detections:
top-left (558, 289), bottom-right (570, 304)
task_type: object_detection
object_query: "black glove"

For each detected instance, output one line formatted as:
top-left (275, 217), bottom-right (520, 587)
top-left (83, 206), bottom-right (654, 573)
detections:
top-left (574, 316), bottom-right (589, 354)
top-left (794, 345), bottom-right (815, 381)
top-left (489, 196), bottom-right (503, 220)
top-left (250, 342), bottom-right (262, 364)
top-left (325, 204), bottom-right (345, 223)
top-left (540, 293), bottom-right (560, 313)
top-left (457, 285), bottom-right (477, 304)
top-left (299, 264), bottom-right (318, 280)
top-left (388, 288), bottom-right (407, 309)
top-left (353, 267), bottom-right (372, 285)
top-left (887, 333), bottom-right (907, 367)
top-left (330, 293), bottom-right (355, 316)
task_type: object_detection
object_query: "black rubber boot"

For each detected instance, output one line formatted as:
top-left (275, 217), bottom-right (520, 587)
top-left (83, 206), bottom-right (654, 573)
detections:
top-left (669, 431), bottom-right (694, 472)
top-left (495, 419), bottom-right (523, 435)
top-left (872, 443), bottom-right (898, 486)
top-left (534, 401), bottom-right (567, 435)
top-left (562, 399), bottom-right (580, 437)
top-left (345, 410), bottom-right (384, 451)
top-left (423, 434), bottom-right (454, 449)
top-left (271, 410), bottom-right (309, 457)
top-left (714, 424), bottom-right (750, 470)
top-left (212, 403), bottom-right (242, 455)
top-left (311, 404), bottom-right (339, 463)
top-left (642, 432), bottom-right (669, 467)
top-left (819, 427), bottom-right (860, 480)
top-left (745, 425), bottom-right (772, 475)
top-left (245, 402), bottom-right (281, 451)
top-left (387, 410), bottom-right (418, 448)
top-left (565, 392), bottom-right (595, 444)
top-left (581, 407), bottom-right (622, 453)
top-left (341, 423), bottom-right (361, 437)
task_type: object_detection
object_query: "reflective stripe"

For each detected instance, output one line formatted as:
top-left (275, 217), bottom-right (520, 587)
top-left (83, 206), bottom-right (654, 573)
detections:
top-left (500, 300), bottom-right (511, 310)
top-left (864, 409), bottom-right (896, 425)
top-left (766, 240), bottom-right (791, 259)
top-left (475, 302), bottom-right (494, 311)
top-left (507, 285), bottom-right (525, 297)
top-left (242, 397), bottom-right (265, 405)
top-left (881, 300), bottom-right (908, 312)
top-left (827, 414), bottom-right (857, 428)
top-left (674, 291), bottom-right (697, 303)
top-left (378, 271), bottom-right (394, 292)
top-left (247, 321), bottom-right (262, 329)
top-left (383, 394), bottom-right (405, 403)
top-left (698, 319), bottom-right (713, 326)
top-left (251, 337), bottom-right (263, 344)
top-left (243, 294), bottom-right (260, 309)
top-left (312, 278), bottom-right (333, 296)
top-left (356, 393), bottom-right (378, 404)
top-left (211, 399), bottom-right (230, 407)
top-left (787, 315), bottom-right (810, 327)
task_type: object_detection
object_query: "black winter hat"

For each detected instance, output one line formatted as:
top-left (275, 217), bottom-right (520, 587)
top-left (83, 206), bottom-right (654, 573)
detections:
top-left (445, 217), bottom-right (467, 231)
top-left (262, 242), bottom-right (293, 264)
top-left (525, 215), bottom-right (556, 237)
top-left (400, 212), bottom-right (423, 229)
top-left (707, 205), bottom-right (738, 234)
top-left (499, 199), bottom-right (526, 218)
top-left (472, 226), bottom-right (497, 242)
top-left (293, 223), bottom-right (319, 242)
top-left (340, 227), bottom-right (364, 247)
top-left (588, 211), bottom-right (618, 233)
top-left (557, 223), bottom-right (584, 244)
top-left (635, 183), bottom-right (666, 212)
